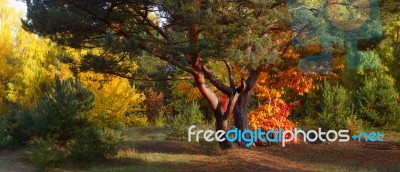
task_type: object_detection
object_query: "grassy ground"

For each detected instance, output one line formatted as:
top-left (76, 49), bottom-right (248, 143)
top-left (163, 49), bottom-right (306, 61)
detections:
top-left (1, 127), bottom-right (399, 172)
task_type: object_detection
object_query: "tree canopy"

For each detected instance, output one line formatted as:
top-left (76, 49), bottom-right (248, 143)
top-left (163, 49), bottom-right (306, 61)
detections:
top-left (23, 0), bottom-right (293, 149)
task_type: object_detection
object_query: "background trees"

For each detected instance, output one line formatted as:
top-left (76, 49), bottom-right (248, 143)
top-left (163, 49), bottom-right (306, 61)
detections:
top-left (0, 1), bottom-right (61, 110)
top-left (0, 0), bottom-right (143, 166)
top-left (20, 0), bottom-right (400, 148)
top-left (296, 0), bottom-right (400, 132)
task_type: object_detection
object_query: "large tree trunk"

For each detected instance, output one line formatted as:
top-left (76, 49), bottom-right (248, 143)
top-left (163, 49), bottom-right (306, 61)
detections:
top-left (232, 91), bottom-right (252, 147)
top-left (234, 69), bottom-right (261, 130)
top-left (233, 92), bottom-right (251, 132)
top-left (232, 69), bottom-right (262, 146)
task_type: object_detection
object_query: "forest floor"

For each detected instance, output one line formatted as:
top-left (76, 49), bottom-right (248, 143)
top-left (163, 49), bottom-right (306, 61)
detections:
top-left (1, 127), bottom-right (400, 172)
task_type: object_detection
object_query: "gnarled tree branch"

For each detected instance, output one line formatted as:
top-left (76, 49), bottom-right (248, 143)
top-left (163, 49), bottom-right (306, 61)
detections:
top-left (223, 60), bottom-right (235, 89)
top-left (201, 64), bottom-right (235, 96)
top-left (224, 78), bottom-right (247, 120)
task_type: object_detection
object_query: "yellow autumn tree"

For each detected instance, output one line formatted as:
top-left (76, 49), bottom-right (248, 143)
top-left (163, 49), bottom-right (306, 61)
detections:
top-left (80, 71), bottom-right (146, 128)
top-left (0, 1), bottom-right (15, 113)
top-left (0, 0), bottom-right (64, 110)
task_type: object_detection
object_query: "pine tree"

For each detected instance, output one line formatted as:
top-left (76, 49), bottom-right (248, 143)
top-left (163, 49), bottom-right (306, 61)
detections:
top-left (23, 0), bottom-right (291, 149)
top-left (32, 76), bottom-right (120, 163)
top-left (317, 80), bottom-right (356, 131)
top-left (33, 76), bottom-right (95, 142)
top-left (354, 73), bottom-right (400, 129)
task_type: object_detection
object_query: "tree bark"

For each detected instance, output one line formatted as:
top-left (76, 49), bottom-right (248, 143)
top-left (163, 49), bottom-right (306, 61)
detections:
top-left (215, 108), bottom-right (232, 149)
top-left (233, 92), bottom-right (251, 132)
top-left (232, 68), bottom-right (264, 146)
top-left (193, 72), bottom-right (232, 149)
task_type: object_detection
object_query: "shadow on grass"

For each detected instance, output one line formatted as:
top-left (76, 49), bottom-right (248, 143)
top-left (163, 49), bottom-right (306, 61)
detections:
top-left (85, 156), bottom-right (314, 172)
top-left (54, 156), bottom-right (192, 172)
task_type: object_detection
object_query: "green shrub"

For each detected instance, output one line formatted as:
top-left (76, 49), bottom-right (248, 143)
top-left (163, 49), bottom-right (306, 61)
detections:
top-left (0, 117), bottom-right (13, 148)
top-left (168, 102), bottom-right (204, 139)
top-left (30, 139), bottom-right (67, 169)
top-left (126, 114), bottom-right (149, 127)
top-left (354, 73), bottom-right (400, 129)
top-left (32, 76), bottom-right (95, 142)
top-left (0, 107), bottom-right (33, 148)
top-left (154, 115), bottom-right (166, 127)
top-left (346, 115), bottom-right (364, 134)
top-left (69, 127), bottom-right (121, 161)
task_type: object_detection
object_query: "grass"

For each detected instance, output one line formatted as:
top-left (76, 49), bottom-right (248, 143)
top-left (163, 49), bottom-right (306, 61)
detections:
top-left (60, 127), bottom-right (214, 172)
top-left (1, 126), bottom-right (399, 171)
top-left (380, 131), bottom-right (400, 142)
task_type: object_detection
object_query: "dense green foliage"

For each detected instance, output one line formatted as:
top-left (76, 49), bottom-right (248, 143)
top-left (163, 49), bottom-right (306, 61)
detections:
top-left (0, 107), bottom-right (32, 148)
top-left (30, 77), bottom-right (121, 167)
top-left (354, 73), bottom-right (400, 128)
top-left (317, 81), bottom-right (356, 131)
top-left (0, 76), bottom-right (122, 168)
top-left (168, 102), bottom-right (205, 140)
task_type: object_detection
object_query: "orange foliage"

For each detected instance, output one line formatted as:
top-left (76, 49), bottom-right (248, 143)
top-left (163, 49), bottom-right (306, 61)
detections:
top-left (248, 41), bottom-right (317, 146)
top-left (175, 82), bottom-right (203, 101)
top-left (248, 88), bottom-right (300, 145)
top-left (274, 68), bottom-right (315, 95)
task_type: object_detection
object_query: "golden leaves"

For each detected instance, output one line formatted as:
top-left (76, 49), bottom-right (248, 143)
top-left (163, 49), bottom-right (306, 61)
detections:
top-left (175, 82), bottom-right (202, 101)
top-left (1, 1), bottom-right (62, 109)
top-left (248, 49), bottom-right (316, 145)
top-left (80, 71), bottom-right (145, 127)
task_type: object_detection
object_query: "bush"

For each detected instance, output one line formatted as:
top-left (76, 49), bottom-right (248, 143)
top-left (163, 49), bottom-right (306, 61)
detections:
top-left (30, 139), bottom-right (67, 169)
top-left (32, 76), bottom-right (95, 138)
top-left (144, 88), bottom-right (165, 124)
top-left (346, 115), bottom-right (364, 134)
top-left (126, 114), bottom-right (149, 127)
top-left (80, 71), bottom-right (146, 129)
top-left (69, 128), bottom-right (121, 161)
top-left (0, 107), bottom-right (33, 149)
top-left (168, 102), bottom-right (204, 139)
top-left (0, 118), bottom-right (13, 148)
